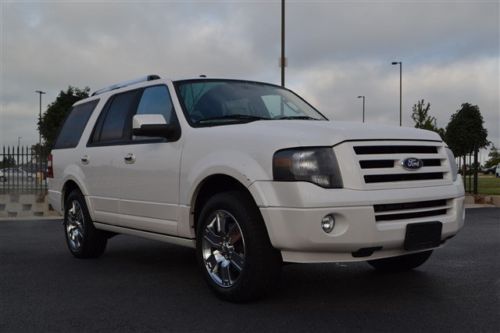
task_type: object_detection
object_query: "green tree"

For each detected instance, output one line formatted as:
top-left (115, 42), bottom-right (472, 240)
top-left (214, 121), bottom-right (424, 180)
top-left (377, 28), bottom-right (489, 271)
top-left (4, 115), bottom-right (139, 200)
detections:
top-left (411, 99), bottom-right (445, 139)
top-left (445, 103), bottom-right (489, 193)
top-left (38, 86), bottom-right (90, 149)
top-left (484, 145), bottom-right (500, 168)
top-left (1, 155), bottom-right (16, 168)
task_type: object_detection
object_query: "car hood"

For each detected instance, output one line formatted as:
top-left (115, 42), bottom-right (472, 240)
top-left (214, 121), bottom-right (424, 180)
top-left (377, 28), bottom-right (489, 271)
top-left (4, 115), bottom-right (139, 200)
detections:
top-left (231, 120), bottom-right (443, 147)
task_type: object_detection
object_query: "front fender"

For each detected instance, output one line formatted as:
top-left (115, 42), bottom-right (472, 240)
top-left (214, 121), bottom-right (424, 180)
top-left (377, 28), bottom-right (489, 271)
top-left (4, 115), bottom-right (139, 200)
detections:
top-left (180, 149), bottom-right (270, 206)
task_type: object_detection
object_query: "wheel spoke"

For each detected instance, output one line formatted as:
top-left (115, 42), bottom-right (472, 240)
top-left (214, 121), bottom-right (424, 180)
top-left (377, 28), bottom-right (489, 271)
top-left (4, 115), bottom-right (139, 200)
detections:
top-left (229, 250), bottom-right (245, 272)
top-left (228, 224), bottom-right (242, 245)
top-left (219, 261), bottom-right (231, 286)
top-left (205, 254), bottom-right (219, 271)
top-left (215, 212), bottom-right (227, 235)
top-left (203, 228), bottom-right (223, 249)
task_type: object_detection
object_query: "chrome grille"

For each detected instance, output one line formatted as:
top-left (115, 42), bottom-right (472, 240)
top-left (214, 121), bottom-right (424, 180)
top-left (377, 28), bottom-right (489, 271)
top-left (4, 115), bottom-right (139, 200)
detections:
top-left (373, 199), bottom-right (451, 222)
top-left (335, 140), bottom-right (452, 189)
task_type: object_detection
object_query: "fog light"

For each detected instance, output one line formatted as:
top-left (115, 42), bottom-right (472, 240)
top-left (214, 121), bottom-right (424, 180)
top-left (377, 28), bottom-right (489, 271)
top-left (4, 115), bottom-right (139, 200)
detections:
top-left (321, 214), bottom-right (335, 233)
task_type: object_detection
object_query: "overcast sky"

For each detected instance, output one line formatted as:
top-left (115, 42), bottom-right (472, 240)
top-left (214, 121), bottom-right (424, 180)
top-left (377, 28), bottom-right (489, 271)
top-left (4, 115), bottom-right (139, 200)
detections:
top-left (1, 0), bottom-right (499, 160)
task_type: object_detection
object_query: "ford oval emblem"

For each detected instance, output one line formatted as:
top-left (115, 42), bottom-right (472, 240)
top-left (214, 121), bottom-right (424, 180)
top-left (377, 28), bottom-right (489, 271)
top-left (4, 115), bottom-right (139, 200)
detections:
top-left (401, 157), bottom-right (423, 171)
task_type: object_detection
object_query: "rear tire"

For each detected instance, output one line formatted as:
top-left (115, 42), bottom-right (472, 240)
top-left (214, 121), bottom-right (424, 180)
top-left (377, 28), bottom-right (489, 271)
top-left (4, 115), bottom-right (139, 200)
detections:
top-left (368, 250), bottom-right (433, 272)
top-left (64, 189), bottom-right (107, 258)
top-left (196, 191), bottom-right (282, 302)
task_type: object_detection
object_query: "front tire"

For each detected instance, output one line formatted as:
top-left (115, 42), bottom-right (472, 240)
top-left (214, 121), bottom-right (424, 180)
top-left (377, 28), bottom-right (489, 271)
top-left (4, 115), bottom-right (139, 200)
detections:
top-left (196, 191), bottom-right (282, 302)
top-left (64, 189), bottom-right (107, 258)
top-left (368, 250), bottom-right (433, 272)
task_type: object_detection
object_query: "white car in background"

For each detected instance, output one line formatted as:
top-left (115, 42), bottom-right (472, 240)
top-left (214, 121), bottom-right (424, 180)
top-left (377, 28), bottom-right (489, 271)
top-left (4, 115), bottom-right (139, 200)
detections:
top-left (2, 168), bottom-right (35, 182)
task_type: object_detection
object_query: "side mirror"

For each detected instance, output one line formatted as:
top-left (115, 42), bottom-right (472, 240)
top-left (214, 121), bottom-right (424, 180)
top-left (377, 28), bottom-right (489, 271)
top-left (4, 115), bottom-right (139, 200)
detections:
top-left (132, 114), bottom-right (176, 139)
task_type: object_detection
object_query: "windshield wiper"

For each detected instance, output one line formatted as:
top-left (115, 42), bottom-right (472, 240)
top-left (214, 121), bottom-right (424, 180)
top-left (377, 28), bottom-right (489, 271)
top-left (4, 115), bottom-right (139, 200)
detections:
top-left (196, 114), bottom-right (269, 124)
top-left (275, 115), bottom-right (316, 120)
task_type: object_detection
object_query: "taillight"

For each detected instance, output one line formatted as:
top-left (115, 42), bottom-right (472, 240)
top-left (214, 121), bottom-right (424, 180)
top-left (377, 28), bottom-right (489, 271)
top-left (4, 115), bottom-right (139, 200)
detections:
top-left (47, 154), bottom-right (54, 178)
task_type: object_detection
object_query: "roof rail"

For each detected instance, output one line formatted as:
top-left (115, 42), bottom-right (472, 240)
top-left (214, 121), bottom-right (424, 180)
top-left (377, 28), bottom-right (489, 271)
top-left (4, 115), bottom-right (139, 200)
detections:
top-left (91, 74), bottom-right (161, 96)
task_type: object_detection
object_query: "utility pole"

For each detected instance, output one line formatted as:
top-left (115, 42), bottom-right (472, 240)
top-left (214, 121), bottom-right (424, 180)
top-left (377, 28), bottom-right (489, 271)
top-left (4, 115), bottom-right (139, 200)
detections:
top-left (35, 90), bottom-right (46, 186)
top-left (35, 90), bottom-right (46, 147)
top-left (391, 61), bottom-right (402, 126)
top-left (280, 0), bottom-right (286, 87)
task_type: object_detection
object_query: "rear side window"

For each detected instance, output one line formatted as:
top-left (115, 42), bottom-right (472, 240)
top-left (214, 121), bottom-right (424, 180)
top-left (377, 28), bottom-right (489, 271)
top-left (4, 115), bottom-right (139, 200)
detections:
top-left (53, 99), bottom-right (99, 149)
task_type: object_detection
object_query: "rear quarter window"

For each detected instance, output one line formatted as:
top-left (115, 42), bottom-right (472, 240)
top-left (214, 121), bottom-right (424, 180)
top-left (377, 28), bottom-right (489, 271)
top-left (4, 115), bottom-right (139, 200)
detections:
top-left (53, 99), bottom-right (99, 149)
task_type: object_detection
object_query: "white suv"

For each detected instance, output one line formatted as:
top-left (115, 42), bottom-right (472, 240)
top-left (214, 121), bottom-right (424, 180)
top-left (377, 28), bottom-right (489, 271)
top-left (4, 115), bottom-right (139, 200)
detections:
top-left (48, 75), bottom-right (465, 301)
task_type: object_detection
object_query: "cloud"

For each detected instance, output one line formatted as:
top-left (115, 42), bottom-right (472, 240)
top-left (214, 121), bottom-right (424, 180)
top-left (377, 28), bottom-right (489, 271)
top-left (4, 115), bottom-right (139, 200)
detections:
top-left (0, 0), bottom-right (498, 158)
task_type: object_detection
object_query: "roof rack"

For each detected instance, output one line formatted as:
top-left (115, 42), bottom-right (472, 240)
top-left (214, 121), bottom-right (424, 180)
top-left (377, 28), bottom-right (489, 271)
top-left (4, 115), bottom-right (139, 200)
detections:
top-left (91, 74), bottom-right (161, 96)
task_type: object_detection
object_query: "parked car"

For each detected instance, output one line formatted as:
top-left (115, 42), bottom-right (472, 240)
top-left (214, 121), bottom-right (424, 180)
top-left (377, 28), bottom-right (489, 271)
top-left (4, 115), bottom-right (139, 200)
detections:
top-left (48, 75), bottom-right (465, 301)
top-left (480, 165), bottom-right (496, 175)
top-left (2, 167), bottom-right (35, 182)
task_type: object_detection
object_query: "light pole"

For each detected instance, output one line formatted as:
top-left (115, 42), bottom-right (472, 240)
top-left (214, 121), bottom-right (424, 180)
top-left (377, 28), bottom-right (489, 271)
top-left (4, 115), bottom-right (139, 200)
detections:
top-left (391, 61), bottom-right (402, 126)
top-left (17, 137), bottom-right (22, 147)
top-left (35, 90), bottom-right (46, 147)
top-left (357, 95), bottom-right (365, 123)
top-left (280, 0), bottom-right (286, 87)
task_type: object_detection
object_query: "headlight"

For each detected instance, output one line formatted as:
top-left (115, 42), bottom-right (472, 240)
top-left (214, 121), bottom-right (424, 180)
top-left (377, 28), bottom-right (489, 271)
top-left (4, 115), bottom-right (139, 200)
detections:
top-left (445, 147), bottom-right (458, 182)
top-left (273, 147), bottom-right (343, 188)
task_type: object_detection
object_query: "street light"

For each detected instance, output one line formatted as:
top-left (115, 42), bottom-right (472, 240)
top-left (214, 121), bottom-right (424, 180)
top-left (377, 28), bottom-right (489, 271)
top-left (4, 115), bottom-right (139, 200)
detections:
top-left (357, 95), bottom-right (365, 123)
top-left (391, 61), bottom-right (402, 126)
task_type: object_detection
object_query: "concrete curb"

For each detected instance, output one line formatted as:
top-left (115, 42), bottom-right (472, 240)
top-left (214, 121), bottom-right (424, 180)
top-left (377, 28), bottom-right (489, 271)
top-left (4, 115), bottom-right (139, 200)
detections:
top-left (465, 195), bottom-right (500, 207)
top-left (0, 193), bottom-right (59, 218)
top-left (0, 216), bottom-right (62, 221)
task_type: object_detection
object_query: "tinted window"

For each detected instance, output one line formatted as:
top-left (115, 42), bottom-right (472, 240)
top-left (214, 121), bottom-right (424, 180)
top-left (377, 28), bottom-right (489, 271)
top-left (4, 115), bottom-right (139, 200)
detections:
top-left (136, 85), bottom-right (174, 122)
top-left (53, 100), bottom-right (99, 149)
top-left (99, 90), bottom-right (139, 142)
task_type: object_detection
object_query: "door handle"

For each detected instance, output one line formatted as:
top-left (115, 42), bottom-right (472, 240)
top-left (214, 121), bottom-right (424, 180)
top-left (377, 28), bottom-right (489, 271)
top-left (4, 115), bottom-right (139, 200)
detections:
top-left (124, 153), bottom-right (136, 164)
top-left (81, 155), bottom-right (89, 164)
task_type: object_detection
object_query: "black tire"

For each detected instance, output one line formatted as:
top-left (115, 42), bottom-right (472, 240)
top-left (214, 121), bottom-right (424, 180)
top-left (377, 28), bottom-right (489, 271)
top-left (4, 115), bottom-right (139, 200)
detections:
top-left (196, 191), bottom-right (282, 302)
top-left (64, 189), bottom-right (107, 258)
top-left (368, 250), bottom-right (433, 272)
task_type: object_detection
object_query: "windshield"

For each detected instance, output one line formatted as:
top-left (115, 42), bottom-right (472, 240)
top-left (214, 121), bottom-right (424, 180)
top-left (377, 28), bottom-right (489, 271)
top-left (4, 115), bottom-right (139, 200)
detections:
top-left (174, 79), bottom-right (327, 126)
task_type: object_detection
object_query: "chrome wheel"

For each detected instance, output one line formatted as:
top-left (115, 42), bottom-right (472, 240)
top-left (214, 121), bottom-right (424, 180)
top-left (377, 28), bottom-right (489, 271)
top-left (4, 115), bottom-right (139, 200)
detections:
top-left (201, 210), bottom-right (246, 288)
top-left (66, 200), bottom-right (85, 251)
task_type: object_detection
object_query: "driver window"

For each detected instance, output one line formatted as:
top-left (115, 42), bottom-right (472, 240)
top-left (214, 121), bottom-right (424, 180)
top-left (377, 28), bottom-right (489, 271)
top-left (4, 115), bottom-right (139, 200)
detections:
top-left (133, 85), bottom-right (174, 141)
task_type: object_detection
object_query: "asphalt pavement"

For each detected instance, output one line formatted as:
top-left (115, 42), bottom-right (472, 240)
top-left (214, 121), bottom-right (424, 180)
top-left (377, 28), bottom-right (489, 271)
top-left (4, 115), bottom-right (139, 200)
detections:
top-left (1, 208), bottom-right (499, 332)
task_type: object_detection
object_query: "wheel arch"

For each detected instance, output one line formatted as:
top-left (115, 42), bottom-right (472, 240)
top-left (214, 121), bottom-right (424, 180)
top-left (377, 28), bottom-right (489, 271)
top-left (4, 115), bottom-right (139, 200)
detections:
top-left (61, 178), bottom-right (95, 220)
top-left (190, 174), bottom-right (261, 233)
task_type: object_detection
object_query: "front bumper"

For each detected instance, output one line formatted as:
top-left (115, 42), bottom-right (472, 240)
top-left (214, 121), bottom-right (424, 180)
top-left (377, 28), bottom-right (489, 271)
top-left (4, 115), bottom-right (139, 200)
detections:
top-left (250, 178), bottom-right (465, 263)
